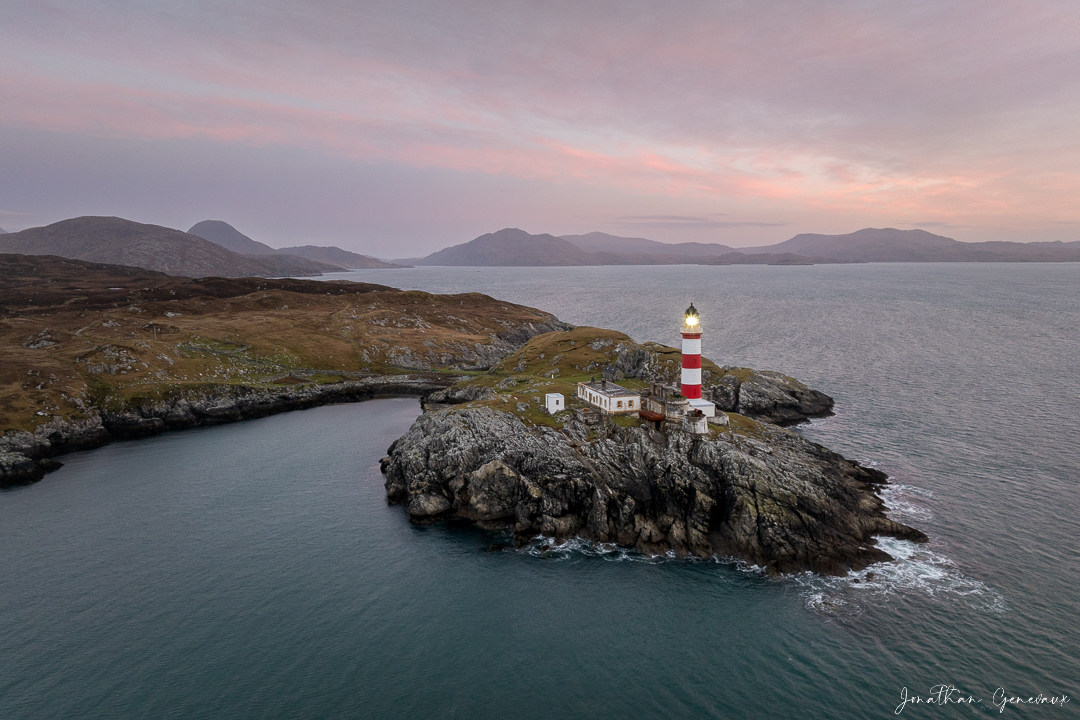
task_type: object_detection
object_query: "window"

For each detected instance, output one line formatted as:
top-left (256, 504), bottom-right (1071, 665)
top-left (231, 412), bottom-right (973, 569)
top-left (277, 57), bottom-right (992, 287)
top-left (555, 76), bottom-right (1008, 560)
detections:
top-left (616, 401), bottom-right (623, 409)
top-left (628, 400), bottom-right (635, 408)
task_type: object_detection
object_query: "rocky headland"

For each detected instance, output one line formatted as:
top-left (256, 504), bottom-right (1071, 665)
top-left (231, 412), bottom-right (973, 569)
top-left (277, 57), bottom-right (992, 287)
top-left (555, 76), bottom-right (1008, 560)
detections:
top-left (381, 327), bottom-right (927, 575)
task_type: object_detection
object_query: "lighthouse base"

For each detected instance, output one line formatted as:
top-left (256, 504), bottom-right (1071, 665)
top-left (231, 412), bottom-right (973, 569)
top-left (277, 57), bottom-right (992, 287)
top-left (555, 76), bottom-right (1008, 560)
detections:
top-left (687, 398), bottom-right (716, 417)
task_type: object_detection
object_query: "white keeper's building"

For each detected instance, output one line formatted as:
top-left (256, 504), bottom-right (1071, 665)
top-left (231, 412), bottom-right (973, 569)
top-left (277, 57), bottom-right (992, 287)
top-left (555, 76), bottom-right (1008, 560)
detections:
top-left (576, 380), bottom-right (640, 415)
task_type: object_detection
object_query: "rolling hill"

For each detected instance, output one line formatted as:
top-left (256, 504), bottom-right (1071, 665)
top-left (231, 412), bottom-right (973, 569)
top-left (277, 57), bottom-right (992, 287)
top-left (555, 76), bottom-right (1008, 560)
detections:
top-left (416, 228), bottom-right (743, 266)
top-left (187, 220), bottom-right (278, 255)
top-left (744, 228), bottom-right (1080, 262)
top-left (561, 231), bottom-right (735, 257)
top-left (705, 251), bottom-right (844, 266)
top-left (0, 217), bottom-right (341, 277)
top-left (416, 228), bottom-right (601, 266)
top-left (189, 220), bottom-right (404, 269)
top-left (276, 245), bottom-right (407, 269)
top-left (417, 226), bottom-right (1080, 266)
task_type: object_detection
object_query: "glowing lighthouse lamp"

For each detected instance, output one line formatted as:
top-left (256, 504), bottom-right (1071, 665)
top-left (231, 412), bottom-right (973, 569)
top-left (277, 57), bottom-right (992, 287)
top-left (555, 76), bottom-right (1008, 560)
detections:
top-left (680, 303), bottom-right (716, 417)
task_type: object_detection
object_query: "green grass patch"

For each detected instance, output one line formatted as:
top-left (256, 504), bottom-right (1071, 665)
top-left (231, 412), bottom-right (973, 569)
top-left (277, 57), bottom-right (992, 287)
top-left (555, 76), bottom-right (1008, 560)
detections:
top-left (722, 412), bottom-right (767, 438)
top-left (308, 373), bottom-right (346, 384)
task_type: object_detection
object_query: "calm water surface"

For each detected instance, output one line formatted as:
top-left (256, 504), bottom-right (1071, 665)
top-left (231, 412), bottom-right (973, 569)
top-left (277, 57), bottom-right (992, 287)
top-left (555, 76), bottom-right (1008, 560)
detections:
top-left (2, 264), bottom-right (1078, 718)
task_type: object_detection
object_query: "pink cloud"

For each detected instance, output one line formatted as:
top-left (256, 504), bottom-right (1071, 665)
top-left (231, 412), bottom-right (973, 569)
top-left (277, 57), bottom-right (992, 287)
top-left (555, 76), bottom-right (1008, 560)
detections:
top-left (3, 0), bottom-right (1080, 239)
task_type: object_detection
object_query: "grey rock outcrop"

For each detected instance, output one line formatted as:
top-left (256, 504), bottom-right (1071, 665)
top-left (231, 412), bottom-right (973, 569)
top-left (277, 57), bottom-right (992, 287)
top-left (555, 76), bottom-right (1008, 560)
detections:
top-left (425, 384), bottom-right (496, 404)
top-left (707, 369), bottom-right (833, 425)
top-left (0, 452), bottom-right (47, 485)
top-left (382, 407), bottom-right (925, 575)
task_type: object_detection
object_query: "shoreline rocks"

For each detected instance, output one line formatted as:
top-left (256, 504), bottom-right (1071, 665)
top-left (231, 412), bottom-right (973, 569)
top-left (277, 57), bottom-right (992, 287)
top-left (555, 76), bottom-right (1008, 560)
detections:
top-left (382, 406), bottom-right (926, 575)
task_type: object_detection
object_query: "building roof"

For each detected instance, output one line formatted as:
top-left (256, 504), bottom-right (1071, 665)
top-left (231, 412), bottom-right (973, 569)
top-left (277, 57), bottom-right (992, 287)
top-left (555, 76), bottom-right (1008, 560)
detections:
top-left (578, 380), bottom-right (638, 398)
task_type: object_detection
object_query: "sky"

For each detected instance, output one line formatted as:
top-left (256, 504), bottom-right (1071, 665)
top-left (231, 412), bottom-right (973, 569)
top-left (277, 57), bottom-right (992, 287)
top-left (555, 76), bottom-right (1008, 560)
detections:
top-left (2, 0), bottom-right (1080, 256)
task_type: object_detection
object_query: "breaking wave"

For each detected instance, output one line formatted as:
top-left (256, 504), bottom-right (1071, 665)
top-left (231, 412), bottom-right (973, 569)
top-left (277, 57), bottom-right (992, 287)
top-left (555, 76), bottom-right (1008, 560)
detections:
top-left (878, 482), bottom-right (935, 523)
top-left (794, 536), bottom-right (1007, 619)
top-left (794, 477), bottom-right (1005, 618)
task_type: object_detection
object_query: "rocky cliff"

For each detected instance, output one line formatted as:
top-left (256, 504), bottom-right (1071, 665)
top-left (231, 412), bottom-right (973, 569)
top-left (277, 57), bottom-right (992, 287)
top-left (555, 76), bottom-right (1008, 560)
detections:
top-left (382, 406), bottom-right (925, 575)
top-left (379, 326), bottom-right (923, 575)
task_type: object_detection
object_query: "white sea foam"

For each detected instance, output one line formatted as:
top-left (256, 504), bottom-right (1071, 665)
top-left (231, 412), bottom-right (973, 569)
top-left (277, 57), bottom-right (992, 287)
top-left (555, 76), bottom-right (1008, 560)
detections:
top-left (795, 476), bottom-right (1004, 617)
top-left (878, 482), bottom-right (935, 522)
top-left (519, 536), bottom-right (669, 563)
top-left (794, 536), bottom-right (1007, 618)
top-left (514, 483), bottom-right (1003, 619)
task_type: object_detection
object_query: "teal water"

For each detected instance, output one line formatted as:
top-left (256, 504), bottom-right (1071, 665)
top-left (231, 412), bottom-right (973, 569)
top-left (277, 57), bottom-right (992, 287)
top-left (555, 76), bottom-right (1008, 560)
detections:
top-left (2, 264), bottom-right (1078, 718)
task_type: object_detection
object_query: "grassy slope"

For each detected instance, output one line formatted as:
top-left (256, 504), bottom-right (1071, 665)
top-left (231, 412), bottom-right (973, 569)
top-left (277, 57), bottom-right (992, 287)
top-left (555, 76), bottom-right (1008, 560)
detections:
top-left (437, 326), bottom-right (765, 437)
top-left (0, 255), bottom-right (562, 432)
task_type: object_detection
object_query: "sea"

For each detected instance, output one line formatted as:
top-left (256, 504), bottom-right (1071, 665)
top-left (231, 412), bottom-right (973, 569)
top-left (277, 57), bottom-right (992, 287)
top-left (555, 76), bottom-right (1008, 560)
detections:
top-left (2, 263), bottom-right (1077, 718)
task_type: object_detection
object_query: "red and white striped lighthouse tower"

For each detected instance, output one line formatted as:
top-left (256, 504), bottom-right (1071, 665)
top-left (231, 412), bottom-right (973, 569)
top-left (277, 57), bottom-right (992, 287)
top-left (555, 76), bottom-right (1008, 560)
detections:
top-left (680, 303), bottom-right (702, 400)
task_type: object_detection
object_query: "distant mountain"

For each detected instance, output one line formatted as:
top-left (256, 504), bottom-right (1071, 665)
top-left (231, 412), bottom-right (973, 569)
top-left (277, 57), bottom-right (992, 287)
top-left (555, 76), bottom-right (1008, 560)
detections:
top-left (276, 245), bottom-right (406, 269)
top-left (745, 228), bottom-right (1080, 262)
top-left (188, 220), bottom-right (278, 255)
top-left (189, 219), bottom-right (403, 269)
top-left (416, 226), bottom-right (1080, 267)
top-left (706, 251), bottom-right (844, 266)
top-left (0, 216), bottom-right (341, 278)
top-left (0, 227), bottom-right (7, 234)
top-left (562, 231), bottom-right (735, 257)
top-left (417, 228), bottom-right (600, 266)
top-left (417, 228), bottom-right (734, 266)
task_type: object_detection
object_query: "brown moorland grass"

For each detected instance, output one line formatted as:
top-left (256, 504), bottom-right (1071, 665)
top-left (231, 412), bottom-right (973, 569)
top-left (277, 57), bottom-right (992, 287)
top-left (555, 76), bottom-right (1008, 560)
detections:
top-left (0, 254), bottom-right (564, 432)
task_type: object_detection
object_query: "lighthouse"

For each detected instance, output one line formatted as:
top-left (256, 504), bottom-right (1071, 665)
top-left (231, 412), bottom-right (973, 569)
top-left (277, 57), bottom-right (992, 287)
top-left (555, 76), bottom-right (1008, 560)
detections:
top-left (680, 303), bottom-right (703, 399)
top-left (680, 304), bottom-right (716, 417)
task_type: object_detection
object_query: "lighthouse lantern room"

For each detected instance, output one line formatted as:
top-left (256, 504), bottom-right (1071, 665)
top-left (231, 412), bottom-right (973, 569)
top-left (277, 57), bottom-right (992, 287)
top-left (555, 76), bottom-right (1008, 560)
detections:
top-left (680, 303), bottom-right (716, 418)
